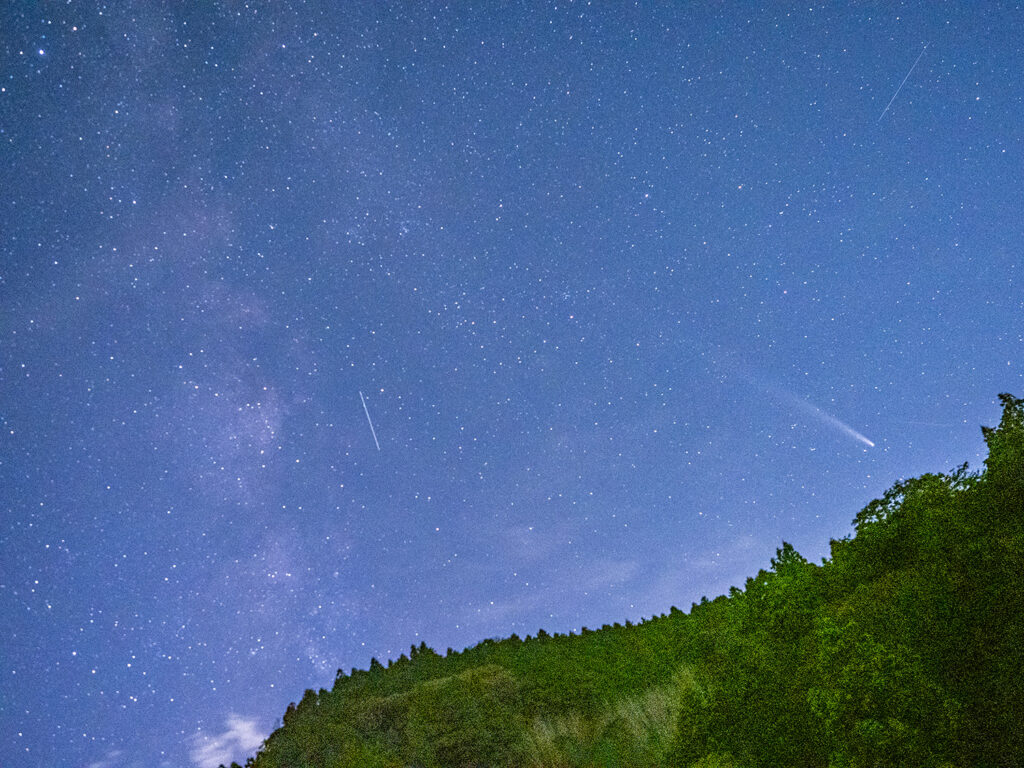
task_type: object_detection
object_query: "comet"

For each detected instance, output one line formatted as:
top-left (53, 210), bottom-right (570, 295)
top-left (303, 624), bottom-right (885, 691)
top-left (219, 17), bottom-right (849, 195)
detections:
top-left (801, 400), bottom-right (876, 448)
top-left (766, 385), bottom-right (876, 448)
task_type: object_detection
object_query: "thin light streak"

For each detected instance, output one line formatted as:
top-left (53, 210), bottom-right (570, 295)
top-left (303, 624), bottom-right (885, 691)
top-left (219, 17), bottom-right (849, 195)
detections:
top-left (359, 390), bottom-right (381, 451)
top-left (878, 43), bottom-right (928, 122)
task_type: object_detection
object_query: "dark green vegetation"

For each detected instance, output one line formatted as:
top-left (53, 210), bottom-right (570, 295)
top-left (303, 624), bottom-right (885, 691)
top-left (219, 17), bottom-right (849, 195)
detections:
top-left (235, 394), bottom-right (1024, 768)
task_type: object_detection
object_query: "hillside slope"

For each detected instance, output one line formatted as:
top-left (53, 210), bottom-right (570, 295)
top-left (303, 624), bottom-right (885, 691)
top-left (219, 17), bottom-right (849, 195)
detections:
top-left (234, 394), bottom-right (1023, 768)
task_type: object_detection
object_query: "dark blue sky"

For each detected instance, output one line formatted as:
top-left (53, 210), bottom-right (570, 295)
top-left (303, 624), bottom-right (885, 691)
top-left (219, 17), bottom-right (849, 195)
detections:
top-left (2, 3), bottom-right (1022, 767)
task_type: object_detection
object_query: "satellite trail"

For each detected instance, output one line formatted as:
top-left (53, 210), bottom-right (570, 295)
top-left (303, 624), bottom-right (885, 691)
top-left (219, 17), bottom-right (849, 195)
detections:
top-left (359, 390), bottom-right (381, 451)
top-left (878, 43), bottom-right (928, 122)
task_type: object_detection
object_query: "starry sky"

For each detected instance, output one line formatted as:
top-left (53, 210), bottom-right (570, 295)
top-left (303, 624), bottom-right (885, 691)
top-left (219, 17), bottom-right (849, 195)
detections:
top-left (2, 3), bottom-right (1022, 767)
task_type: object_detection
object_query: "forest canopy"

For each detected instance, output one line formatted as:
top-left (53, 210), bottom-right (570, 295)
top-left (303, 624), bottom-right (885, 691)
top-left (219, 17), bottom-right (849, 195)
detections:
top-left (233, 394), bottom-right (1024, 768)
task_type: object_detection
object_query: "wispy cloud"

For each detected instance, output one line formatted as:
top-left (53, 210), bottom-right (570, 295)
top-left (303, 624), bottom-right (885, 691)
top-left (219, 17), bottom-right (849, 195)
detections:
top-left (87, 748), bottom-right (174, 768)
top-left (638, 533), bottom-right (765, 614)
top-left (87, 750), bottom-right (124, 768)
top-left (190, 715), bottom-right (266, 768)
top-left (463, 555), bottom-right (639, 628)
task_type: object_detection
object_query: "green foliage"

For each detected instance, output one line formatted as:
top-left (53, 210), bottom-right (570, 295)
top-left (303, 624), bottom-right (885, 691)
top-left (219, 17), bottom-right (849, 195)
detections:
top-left (246, 394), bottom-right (1023, 767)
top-left (808, 617), bottom-right (953, 766)
top-left (404, 665), bottom-right (525, 767)
top-left (520, 677), bottom-right (688, 767)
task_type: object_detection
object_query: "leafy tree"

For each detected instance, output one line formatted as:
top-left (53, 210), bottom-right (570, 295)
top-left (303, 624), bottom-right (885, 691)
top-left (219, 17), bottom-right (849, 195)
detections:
top-left (245, 394), bottom-right (1022, 768)
top-left (404, 665), bottom-right (525, 767)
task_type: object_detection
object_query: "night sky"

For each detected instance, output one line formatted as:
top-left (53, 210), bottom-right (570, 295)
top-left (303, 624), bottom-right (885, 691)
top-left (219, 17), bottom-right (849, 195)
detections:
top-left (2, 3), bottom-right (1023, 767)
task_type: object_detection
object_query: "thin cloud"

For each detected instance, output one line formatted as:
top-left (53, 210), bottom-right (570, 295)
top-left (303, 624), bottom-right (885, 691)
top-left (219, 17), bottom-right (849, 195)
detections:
top-left (190, 715), bottom-right (266, 768)
top-left (463, 556), bottom-right (639, 628)
top-left (87, 750), bottom-right (124, 768)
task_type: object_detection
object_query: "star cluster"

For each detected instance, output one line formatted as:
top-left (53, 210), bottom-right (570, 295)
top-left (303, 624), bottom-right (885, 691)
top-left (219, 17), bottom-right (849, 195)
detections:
top-left (2, 3), bottom-right (1022, 767)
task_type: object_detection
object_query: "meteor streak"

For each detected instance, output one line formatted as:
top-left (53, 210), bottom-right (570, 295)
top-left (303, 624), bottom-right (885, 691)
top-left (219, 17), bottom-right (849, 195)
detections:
top-left (878, 43), bottom-right (928, 122)
top-left (359, 390), bottom-right (381, 451)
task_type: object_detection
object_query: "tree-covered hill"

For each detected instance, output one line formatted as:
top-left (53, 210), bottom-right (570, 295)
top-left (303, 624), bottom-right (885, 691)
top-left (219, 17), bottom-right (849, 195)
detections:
top-left (231, 394), bottom-right (1023, 768)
